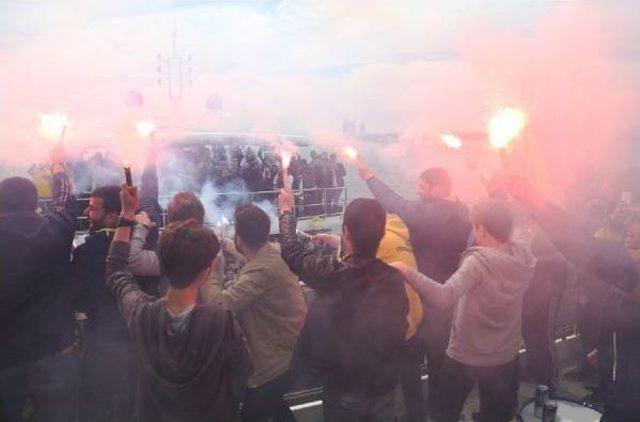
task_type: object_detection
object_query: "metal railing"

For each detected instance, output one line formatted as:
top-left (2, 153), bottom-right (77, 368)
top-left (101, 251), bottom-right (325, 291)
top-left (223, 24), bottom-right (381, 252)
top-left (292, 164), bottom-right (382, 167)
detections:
top-left (38, 186), bottom-right (348, 232)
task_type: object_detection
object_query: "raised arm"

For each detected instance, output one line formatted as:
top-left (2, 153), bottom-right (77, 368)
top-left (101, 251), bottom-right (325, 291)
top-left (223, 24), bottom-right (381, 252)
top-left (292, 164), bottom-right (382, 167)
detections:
top-left (138, 151), bottom-right (162, 228)
top-left (391, 254), bottom-right (483, 308)
top-left (46, 145), bottom-right (78, 240)
top-left (127, 216), bottom-right (162, 277)
top-left (202, 265), bottom-right (268, 312)
top-left (507, 176), bottom-right (638, 293)
top-left (278, 187), bottom-right (342, 290)
top-left (356, 158), bottom-right (421, 226)
top-left (106, 184), bottom-right (154, 325)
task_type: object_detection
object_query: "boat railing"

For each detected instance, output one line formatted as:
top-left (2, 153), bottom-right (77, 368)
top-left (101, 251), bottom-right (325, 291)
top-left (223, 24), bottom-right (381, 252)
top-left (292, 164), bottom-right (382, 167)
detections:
top-left (38, 186), bottom-right (348, 231)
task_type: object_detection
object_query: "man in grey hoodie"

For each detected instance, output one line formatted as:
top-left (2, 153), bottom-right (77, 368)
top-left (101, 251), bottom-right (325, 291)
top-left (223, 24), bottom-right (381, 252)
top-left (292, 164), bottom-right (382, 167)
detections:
top-left (392, 199), bottom-right (535, 422)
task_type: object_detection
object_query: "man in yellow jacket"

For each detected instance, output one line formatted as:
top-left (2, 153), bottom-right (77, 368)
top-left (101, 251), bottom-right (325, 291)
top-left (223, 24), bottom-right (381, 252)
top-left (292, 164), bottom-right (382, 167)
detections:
top-left (377, 214), bottom-right (424, 339)
top-left (377, 214), bottom-right (425, 421)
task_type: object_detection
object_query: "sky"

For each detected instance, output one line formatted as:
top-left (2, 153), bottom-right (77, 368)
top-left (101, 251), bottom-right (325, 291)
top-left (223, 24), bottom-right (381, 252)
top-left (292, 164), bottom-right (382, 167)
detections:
top-left (1, 0), bottom-right (639, 196)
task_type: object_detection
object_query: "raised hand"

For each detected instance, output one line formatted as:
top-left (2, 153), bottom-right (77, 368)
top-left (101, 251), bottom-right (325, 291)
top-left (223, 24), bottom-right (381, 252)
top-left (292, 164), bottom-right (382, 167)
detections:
top-left (120, 184), bottom-right (139, 219)
top-left (279, 186), bottom-right (295, 215)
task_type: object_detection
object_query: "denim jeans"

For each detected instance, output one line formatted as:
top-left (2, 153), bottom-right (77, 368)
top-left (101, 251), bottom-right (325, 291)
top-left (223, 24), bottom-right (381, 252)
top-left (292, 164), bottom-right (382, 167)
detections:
top-left (0, 351), bottom-right (79, 422)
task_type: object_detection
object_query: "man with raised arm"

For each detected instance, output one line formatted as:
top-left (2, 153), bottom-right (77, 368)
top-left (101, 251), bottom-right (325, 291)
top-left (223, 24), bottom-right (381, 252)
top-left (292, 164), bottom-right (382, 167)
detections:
top-left (0, 145), bottom-right (80, 421)
top-left (507, 177), bottom-right (640, 422)
top-left (392, 199), bottom-right (535, 422)
top-left (201, 204), bottom-right (306, 422)
top-left (105, 184), bottom-right (250, 421)
top-left (278, 187), bottom-right (408, 421)
top-left (356, 159), bottom-right (471, 410)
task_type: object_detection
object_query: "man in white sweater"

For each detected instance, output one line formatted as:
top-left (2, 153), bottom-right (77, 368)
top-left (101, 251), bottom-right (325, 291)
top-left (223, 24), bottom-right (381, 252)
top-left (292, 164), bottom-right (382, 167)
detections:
top-left (392, 199), bottom-right (536, 422)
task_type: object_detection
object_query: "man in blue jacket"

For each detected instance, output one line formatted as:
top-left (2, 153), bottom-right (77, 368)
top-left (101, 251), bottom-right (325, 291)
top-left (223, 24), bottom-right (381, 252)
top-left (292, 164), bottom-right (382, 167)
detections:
top-left (356, 159), bottom-right (471, 412)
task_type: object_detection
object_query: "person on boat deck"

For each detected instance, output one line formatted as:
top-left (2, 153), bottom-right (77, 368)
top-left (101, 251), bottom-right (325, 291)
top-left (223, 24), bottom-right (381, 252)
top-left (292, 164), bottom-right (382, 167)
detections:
top-left (105, 184), bottom-right (250, 421)
top-left (392, 199), bottom-right (535, 422)
top-left (356, 159), bottom-right (471, 411)
top-left (507, 177), bottom-right (640, 422)
top-left (279, 188), bottom-right (408, 422)
top-left (201, 204), bottom-right (307, 422)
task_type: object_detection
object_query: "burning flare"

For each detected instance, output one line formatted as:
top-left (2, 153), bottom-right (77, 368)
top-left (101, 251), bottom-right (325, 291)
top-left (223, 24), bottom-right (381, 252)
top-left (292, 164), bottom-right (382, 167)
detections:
top-left (344, 146), bottom-right (359, 161)
top-left (122, 158), bottom-right (133, 186)
top-left (136, 121), bottom-right (156, 138)
top-left (440, 133), bottom-right (462, 150)
top-left (281, 152), bottom-right (291, 170)
top-left (39, 112), bottom-right (68, 140)
top-left (488, 108), bottom-right (527, 150)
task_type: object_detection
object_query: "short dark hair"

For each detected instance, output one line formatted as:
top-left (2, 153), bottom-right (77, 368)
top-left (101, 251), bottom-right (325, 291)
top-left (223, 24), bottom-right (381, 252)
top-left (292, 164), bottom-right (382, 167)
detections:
top-left (159, 219), bottom-right (220, 289)
top-left (168, 192), bottom-right (205, 225)
top-left (420, 167), bottom-right (452, 196)
top-left (343, 198), bottom-right (386, 257)
top-left (472, 199), bottom-right (513, 243)
top-left (234, 204), bottom-right (270, 250)
top-left (90, 185), bottom-right (122, 214)
top-left (0, 177), bottom-right (38, 213)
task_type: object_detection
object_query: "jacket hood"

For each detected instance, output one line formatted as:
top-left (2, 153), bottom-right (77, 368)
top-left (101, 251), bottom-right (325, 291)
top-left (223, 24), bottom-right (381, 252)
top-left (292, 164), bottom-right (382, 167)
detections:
top-left (135, 302), bottom-right (228, 388)
top-left (385, 214), bottom-right (410, 242)
top-left (465, 242), bottom-right (536, 294)
top-left (0, 212), bottom-right (44, 239)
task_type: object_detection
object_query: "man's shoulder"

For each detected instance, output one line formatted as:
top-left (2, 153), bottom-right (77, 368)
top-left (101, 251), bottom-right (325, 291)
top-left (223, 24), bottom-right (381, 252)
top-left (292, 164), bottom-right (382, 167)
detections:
top-left (194, 302), bottom-right (229, 319)
top-left (246, 246), bottom-right (299, 282)
top-left (83, 231), bottom-right (112, 246)
top-left (372, 259), bottom-right (406, 280)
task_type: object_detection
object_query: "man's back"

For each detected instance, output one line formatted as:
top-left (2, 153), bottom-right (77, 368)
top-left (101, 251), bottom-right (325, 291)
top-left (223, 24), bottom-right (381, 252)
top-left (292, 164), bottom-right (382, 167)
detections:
top-left (367, 177), bottom-right (471, 282)
top-left (132, 301), bottom-right (244, 422)
top-left (0, 194), bottom-right (77, 368)
top-left (203, 242), bottom-right (307, 388)
top-left (106, 243), bottom-right (250, 422)
top-left (287, 253), bottom-right (408, 396)
top-left (447, 244), bottom-right (535, 366)
top-left (406, 197), bottom-right (470, 281)
top-left (74, 231), bottom-right (128, 342)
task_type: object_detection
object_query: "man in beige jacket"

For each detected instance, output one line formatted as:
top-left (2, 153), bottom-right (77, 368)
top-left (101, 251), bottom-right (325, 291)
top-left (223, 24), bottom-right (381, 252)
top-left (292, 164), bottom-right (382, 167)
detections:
top-left (203, 204), bottom-right (307, 422)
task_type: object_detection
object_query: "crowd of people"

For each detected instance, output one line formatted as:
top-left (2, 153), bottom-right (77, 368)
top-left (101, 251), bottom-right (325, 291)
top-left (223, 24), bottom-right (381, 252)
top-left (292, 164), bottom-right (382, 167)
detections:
top-left (44, 144), bottom-right (347, 200)
top-left (177, 145), bottom-right (347, 193)
top-left (1, 142), bottom-right (640, 422)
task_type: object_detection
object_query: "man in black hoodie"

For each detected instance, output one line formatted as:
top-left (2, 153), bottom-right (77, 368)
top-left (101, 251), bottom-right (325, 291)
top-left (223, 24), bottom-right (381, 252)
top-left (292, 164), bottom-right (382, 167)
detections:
top-left (105, 184), bottom-right (251, 421)
top-left (356, 160), bottom-right (471, 411)
top-left (0, 146), bottom-right (79, 422)
top-left (278, 188), bottom-right (408, 421)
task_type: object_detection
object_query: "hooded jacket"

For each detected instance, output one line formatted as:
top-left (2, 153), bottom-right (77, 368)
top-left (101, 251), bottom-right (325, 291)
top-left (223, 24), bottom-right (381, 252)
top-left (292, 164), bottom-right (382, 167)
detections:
top-left (403, 243), bottom-right (535, 367)
top-left (105, 241), bottom-right (251, 422)
top-left (0, 172), bottom-right (78, 369)
top-left (376, 214), bottom-right (424, 340)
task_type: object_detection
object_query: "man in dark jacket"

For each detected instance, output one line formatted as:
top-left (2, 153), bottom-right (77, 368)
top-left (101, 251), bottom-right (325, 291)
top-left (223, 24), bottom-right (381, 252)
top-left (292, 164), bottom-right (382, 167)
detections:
top-left (328, 154), bottom-right (346, 212)
top-left (0, 148), bottom-right (79, 422)
top-left (105, 184), bottom-right (251, 422)
top-left (507, 177), bottom-right (640, 422)
top-left (279, 188), bottom-right (408, 421)
top-left (73, 185), bottom-right (135, 421)
top-left (357, 160), bottom-right (471, 410)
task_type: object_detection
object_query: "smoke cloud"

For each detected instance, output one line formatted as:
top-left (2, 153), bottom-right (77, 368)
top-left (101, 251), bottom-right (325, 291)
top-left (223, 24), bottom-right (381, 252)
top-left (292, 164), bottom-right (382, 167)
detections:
top-left (1, 1), bottom-right (638, 202)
